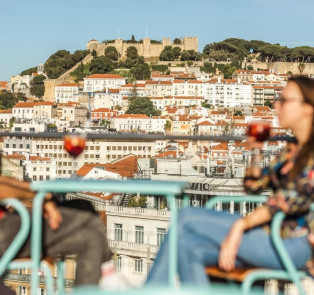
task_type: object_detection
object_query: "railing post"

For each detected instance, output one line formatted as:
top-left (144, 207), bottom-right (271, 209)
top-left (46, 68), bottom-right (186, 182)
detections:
top-left (31, 191), bottom-right (46, 295)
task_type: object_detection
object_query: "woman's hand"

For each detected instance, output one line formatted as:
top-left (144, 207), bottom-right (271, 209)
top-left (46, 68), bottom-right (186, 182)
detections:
top-left (219, 219), bottom-right (245, 272)
top-left (44, 201), bottom-right (62, 231)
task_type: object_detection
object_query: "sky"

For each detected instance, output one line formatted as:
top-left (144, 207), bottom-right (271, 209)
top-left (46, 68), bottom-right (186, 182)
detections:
top-left (0, 0), bottom-right (314, 80)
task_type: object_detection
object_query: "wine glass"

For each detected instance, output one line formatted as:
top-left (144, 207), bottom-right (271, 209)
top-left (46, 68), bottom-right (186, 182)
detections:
top-left (63, 134), bottom-right (86, 159)
top-left (247, 121), bottom-right (271, 143)
top-left (247, 120), bottom-right (271, 176)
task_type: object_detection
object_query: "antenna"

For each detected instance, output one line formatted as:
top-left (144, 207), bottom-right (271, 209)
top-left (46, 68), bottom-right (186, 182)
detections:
top-left (146, 28), bottom-right (148, 39)
top-left (118, 28), bottom-right (120, 39)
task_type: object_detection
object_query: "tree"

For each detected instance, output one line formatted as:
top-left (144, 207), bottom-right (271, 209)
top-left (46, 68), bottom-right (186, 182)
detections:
top-left (105, 46), bottom-right (119, 61)
top-left (173, 38), bottom-right (182, 45)
top-left (0, 91), bottom-right (26, 109)
top-left (247, 65), bottom-right (254, 70)
top-left (172, 47), bottom-right (182, 60)
top-left (233, 110), bottom-right (243, 116)
top-left (164, 120), bottom-right (171, 134)
top-left (126, 46), bottom-right (138, 60)
top-left (9, 117), bottom-right (16, 128)
top-left (132, 62), bottom-right (151, 80)
top-left (90, 56), bottom-right (114, 74)
top-left (180, 50), bottom-right (191, 61)
top-left (20, 66), bottom-right (37, 76)
top-left (91, 49), bottom-right (97, 57)
top-left (128, 196), bottom-right (147, 208)
top-left (298, 63), bottom-right (305, 74)
top-left (30, 75), bottom-right (46, 99)
top-left (126, 97), bottom-right (161, 116)
top-left (44, 49), bottom-right (89, 79)
top-left (264, 100), bottom-right (273, 109)
top-left (159, 46), bottom-right (175, 61)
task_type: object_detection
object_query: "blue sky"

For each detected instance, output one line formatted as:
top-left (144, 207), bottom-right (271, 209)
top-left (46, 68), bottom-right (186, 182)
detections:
top-left (0, 0), bottom-right (313, 80)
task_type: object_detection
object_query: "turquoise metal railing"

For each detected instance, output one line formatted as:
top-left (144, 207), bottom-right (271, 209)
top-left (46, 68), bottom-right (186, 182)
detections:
top-left (30, 179), bottom-right (188, 295)
top-left (2, 181), bottom-right (307, 295)
top-left (0, 199), bottom-right (30, 275)
top-left (206, 196), bottom-right (309, 295)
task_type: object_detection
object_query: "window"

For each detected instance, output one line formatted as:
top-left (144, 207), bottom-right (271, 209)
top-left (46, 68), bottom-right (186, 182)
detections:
top-left (135, 226), bottom-right (144, 244)
top-left (134, 259), bottom-right (143, 272)
top-left (157, 228), bottom-right (166, 246)
top-left (46, 167), bottom-right (49, 171)
top-left (114, 224), bottom-right (123, 241)
top-left (18, 286), bottom-right (26, 295)
top-left (116, 256), bottom-right (122, 270)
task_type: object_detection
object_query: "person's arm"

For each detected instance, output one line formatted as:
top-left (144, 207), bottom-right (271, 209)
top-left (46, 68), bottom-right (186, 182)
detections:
top-left (0, 176), bottom-right (62, 230)
top-left (0, 176), bottom-right (36, 200)
top-left (219, 206), bottom-right (272, 271)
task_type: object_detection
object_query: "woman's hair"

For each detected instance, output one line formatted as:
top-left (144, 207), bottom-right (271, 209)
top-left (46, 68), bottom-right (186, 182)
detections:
top-left (288, 76), bottom-right (314, 176)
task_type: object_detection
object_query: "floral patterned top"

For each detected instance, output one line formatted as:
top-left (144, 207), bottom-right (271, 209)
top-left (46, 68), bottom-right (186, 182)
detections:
top-left (244, 142), bottom-right (314, 239)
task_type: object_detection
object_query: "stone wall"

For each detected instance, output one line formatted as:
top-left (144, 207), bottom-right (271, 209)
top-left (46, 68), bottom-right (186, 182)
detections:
top-left (246, 61), bottom-right (314, 74)
top-left (87, 37), bottom-right (199, 59)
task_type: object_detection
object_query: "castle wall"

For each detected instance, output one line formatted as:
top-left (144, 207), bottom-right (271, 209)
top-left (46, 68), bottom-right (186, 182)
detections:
top-left (246, 61), bottom-right (314, 74)
top-left (87, 37), bottom-right (199, 59)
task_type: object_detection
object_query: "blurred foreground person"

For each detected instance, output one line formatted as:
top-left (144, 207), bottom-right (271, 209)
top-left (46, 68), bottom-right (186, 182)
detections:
top-left (146, 76), bottom-right (314, 285)
top-left (0, 177), bottom-right (128, 291)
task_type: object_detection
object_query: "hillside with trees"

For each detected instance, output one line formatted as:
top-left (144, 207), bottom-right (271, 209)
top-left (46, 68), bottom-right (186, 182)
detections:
top-left (203, 38), bottom-right (314, 63)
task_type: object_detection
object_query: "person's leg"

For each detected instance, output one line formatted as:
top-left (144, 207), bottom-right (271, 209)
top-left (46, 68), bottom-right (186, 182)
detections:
top-left (0, 208), bottom-right (112, 286)
top-left (178, 209), bottom-right (311, 284)
top-left (43, 207), bottom-right (112, 285)
top-left (146, 208), bottom-right (240, 285)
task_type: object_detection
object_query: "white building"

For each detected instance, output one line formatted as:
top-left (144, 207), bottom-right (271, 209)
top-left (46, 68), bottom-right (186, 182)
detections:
top-left (93, 89), bottom-right (122, 109)
top-left (0, 109), bottom-right (13, 127)
top-left (24, 155), bottom-right (57, 181)
top-left (113, 114), bottom-right (152, 132)
top-left (55, 83), bottom-right (80, 104)
top-left (204, 79), bottom-right (253, 107)
top-left (106, 205), bottom-right (170, 286)
top-left (83, 74), bottom-right (126, 92)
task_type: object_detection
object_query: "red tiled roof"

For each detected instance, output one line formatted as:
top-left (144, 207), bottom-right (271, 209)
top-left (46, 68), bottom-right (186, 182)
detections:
top-left (92, 108), bottom-right (115, 113)
top-left (14, 102), bottom-right (54, 108)
top-left (198, 121), bottom-right (213, 126)
top-left (210, 142), bottom-right (228, 151)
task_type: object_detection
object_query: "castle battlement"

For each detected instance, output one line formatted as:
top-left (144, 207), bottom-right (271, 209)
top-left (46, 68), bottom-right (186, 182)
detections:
top-left (87, 37), bottom-right (198, 59)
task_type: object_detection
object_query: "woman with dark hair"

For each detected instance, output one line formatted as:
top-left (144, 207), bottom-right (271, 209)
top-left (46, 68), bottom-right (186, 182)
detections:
top-left (147, 76), bottom-right (314, 284)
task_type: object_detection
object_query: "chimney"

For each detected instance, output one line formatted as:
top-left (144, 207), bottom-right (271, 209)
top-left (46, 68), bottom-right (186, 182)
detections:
top-left (218, 77), bottom-right (221, 83)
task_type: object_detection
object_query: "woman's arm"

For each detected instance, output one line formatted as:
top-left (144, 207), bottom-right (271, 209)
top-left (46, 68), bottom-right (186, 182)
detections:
top-left (219, 206), bottom-right (272, 271)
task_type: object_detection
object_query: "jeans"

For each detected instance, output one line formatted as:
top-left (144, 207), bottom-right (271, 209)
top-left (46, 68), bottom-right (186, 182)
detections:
top-left (146, 208), bottom-right (312, 285)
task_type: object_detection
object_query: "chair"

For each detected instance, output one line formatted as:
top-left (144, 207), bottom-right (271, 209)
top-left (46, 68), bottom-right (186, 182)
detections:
top-left (205, 195), bottom-right (310, 295)
top-left (0, 198), bottom-right (56, 295)
top-left (29, 179), bottom-right (188, 295)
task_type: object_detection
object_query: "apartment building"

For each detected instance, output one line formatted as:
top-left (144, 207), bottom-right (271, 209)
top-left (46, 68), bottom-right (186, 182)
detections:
top-left (106, 205), bottom-right (170, 286)
top-left (94, 88), bottom-right (122, 109)
top-left (113, 114), bottom-right (152, 132)
top-left (83, 74), bottom-right (126, 92)
top-left (204, 79), bottom-right (253, 107)
top-left (29, 137), bottom-right (155, 178)
top-left (24, 155), bottom-right (57, 181)
top-left (55, 83), bottom-right (80, 104)
top-left (0, 109), bottom-right (13, 127)
top-left (252, 85), bottom-right (283, 105)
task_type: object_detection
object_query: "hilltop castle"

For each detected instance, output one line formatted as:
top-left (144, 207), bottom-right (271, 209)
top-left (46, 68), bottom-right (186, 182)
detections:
top-left (87, 37), bottom-right (198, 59)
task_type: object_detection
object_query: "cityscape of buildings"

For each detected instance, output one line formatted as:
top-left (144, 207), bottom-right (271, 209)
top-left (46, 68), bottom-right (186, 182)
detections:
top-left (1, 36), bottom-right (313, 295)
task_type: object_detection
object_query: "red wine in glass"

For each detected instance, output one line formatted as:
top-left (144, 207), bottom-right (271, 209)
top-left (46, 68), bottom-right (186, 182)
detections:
top-left (247, 121), bottom-right (270, 142)
top-left (63, 135), bottom-right (86, 158)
